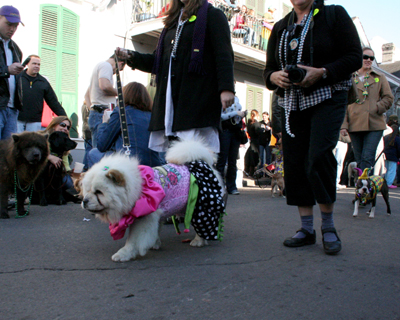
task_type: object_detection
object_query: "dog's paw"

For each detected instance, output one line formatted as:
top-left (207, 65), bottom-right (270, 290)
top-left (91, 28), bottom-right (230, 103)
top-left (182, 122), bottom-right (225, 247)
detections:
top-left (190, 234), bottom-right (208, 247)
top-left (152, 238), bottom-right (161, 250)
top-left (111, 247), bottom-right (136, 262)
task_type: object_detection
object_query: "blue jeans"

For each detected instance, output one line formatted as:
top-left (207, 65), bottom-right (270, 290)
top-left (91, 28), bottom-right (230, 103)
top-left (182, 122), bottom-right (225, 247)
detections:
top-left (349, 131), bottom-right (383, 172)
top-left (397, 163), bottom-right (400, 184)
top-left (17, 121), bottom-right (43, 133)
top-left (0, 108), bottom-right (18, 140)
top-left (216, 129), bottom-right (240, 193)
top-left (385, 160), bottom-right (397, 186)
top-left (88, 110), bottom-right (104, 148)
top-left (83, 138), bottom-right (93, 171)
top-left (259, 144), bottom-right (271, 168)
top-left (87, 148), bottom-right (114, 168)
top-left (63, 174), bottom-right (74, 190)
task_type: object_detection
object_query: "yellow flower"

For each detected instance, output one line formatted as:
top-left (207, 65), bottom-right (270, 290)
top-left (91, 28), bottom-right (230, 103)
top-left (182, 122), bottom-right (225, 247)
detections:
top-left (375, 78), bottom-right (379, 83)
top-left (189, 15), bottom-right (196, 22)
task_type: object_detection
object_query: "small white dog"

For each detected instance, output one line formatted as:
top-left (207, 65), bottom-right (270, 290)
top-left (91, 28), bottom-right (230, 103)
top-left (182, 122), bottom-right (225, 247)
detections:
top-left (79, 140), bottom-right (226, 262)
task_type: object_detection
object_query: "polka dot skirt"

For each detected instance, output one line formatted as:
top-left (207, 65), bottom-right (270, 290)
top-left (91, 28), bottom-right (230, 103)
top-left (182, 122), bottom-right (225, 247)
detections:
top-left (187, 160), bottom-right (226, 240)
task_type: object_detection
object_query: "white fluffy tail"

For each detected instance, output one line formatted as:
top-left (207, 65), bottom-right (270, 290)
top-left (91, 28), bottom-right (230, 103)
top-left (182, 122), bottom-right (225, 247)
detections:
top-left (165, 139), bottom-right (215, 167)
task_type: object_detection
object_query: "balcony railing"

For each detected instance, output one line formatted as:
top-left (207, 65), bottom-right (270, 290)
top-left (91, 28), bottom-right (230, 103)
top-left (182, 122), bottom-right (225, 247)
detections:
top-left (129, 0), bottom-right (273, 53)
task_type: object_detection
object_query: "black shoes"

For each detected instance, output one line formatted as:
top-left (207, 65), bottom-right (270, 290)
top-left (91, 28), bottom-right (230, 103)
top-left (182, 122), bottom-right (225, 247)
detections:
top-left (321, 227), bottom-right (342, 255)
top-left (283, 228), bottom-right (316, 247)
top-left (284, 227), bottom-right (342, 255)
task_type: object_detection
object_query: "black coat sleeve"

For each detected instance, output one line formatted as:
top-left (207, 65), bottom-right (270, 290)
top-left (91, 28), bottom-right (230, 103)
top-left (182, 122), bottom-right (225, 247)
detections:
top-left (271, 92), bottom-right (281, 136)
top-left (208, 8), bottom-right (235, 94)
top-left (127, 51), bottom-right (156, 73)
top-left (263, 20), bottom-right (283, 92)
top-left (322, 5), bottom-right (362, 85)
top-left (44, 82), bottom-right (67, 116)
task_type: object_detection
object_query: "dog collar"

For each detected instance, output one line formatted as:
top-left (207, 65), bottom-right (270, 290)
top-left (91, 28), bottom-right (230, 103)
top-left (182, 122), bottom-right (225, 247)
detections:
top-left (109, 165), bottom-right (165, 240)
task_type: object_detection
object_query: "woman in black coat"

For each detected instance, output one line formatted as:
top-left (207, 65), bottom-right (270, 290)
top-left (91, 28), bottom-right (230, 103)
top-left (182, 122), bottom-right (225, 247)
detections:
top-left (244, 109), bottom-right (262, 176)
top-left (264, 0), bottom-right (362, 255)
top-left (116, 0), bottom-right (235, 153)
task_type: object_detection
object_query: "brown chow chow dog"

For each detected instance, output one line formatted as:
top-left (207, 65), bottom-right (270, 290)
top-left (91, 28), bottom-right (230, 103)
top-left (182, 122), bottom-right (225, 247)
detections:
top-left (0, 132), bottom-right (49, 219)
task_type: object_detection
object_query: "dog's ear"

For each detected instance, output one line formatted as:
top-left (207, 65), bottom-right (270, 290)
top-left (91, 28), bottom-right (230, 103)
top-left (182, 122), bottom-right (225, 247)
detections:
top-left (105, 169), bottom-right (126, 187)
top-left (74, 172), bottom-right (85, 195)
top-left (12, 134), bottom-right (19, 143)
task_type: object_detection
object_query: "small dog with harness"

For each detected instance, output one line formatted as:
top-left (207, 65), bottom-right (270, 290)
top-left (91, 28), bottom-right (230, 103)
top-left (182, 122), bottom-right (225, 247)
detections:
top-left (353, 168), bottom-right (391, 219)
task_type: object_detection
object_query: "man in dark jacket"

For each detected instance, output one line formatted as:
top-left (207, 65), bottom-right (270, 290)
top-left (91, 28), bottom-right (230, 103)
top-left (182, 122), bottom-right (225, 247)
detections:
top-left (0, 6), bottom-right (24, 140)
top-left (16, 55), bottom-right (66, 132)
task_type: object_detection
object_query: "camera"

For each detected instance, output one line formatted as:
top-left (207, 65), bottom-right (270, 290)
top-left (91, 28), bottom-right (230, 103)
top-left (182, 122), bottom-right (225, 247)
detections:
top-left (285, 64), bottom-right (307, 83)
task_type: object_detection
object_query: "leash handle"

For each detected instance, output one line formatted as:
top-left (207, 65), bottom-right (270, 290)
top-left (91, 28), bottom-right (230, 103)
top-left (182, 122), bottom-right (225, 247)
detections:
top-left (114, 51), bottom-right (131, 154)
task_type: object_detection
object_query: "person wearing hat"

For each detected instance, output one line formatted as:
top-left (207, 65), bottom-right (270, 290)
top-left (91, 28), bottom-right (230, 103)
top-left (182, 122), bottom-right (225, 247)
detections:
top-left (0, 5), bottom-right (24, 140)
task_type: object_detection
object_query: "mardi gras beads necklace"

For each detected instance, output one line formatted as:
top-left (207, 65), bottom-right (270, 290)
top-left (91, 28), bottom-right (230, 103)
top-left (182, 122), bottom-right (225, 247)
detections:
top-left (354, 72), bottom-right (370, 105)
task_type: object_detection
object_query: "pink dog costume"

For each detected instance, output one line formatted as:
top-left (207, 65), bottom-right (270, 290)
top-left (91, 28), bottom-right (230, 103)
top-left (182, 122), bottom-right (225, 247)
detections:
top-left (109, 160), bottom-right (226, 241)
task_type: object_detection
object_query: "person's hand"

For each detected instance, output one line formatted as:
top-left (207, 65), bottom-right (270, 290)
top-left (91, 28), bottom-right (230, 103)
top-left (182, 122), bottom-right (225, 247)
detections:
top-left (340, 128), bottom-right (348, 136)
top-left (115, 47), bottom-right (132, 60)
top-left (294, 66), bottom-right (324, 88)
top-left (221, 91), bottom-right (235, 110)
top-left (237, 110), bottom-right (247, 118)
top-left (48, 154), bottom-right (62, 169)
top-left (102, 111), bottom-right (111, 123)
top-left (8, 63), bottom-right (24, 75)
top-left (270, 71), bottom-right (291, 89)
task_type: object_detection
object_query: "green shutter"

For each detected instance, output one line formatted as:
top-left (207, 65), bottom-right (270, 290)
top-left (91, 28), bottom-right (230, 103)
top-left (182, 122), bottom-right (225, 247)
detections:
top-left (246, 85), bottom-right (263, 116)
top-left (40, 5), bottom-right (58, 89)
top-left (39, 5), bottom-right (79, 136)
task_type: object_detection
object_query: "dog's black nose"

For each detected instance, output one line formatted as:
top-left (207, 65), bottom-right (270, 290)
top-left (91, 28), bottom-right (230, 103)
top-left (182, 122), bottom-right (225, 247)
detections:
top-left (82, 199), bottom-right (89, 207)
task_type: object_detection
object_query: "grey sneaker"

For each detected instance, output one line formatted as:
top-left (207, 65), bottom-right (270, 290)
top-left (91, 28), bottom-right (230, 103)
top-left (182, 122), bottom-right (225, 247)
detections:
top-left (229, 189), bottom-right (240, 195)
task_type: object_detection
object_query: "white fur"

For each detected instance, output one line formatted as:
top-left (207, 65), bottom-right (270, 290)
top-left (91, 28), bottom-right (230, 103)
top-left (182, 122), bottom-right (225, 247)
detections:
top-left (81, 139), bottom-right (224, 262)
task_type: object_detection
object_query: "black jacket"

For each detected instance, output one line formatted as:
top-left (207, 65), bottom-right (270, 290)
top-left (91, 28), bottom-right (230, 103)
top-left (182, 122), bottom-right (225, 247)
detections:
top-left (0, 39), bottom-right (22, 110)
top-left (16, 70), bottom-right (66, 122)
top-left (259, 120), bottom-right (271, 146)
top-left (264, 3), bottom-right (362, 97)
top-left (127, 6), bottom-right (235, 132)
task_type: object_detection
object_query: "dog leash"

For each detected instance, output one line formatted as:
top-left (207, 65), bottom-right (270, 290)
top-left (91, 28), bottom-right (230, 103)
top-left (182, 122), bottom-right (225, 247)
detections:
top-left (114, 51), bottom-right (130, 156)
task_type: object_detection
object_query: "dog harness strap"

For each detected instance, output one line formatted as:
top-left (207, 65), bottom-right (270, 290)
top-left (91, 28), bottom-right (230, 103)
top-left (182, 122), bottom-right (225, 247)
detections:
top-left (184, 174), bottom-right (199, 232)
top-left (114, 52), bottom-right (131, 155)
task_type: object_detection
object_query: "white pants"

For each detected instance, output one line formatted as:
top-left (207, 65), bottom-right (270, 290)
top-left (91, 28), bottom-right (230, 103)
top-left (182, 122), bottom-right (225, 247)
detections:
top-left (333, 141), bottom-right (347, 186)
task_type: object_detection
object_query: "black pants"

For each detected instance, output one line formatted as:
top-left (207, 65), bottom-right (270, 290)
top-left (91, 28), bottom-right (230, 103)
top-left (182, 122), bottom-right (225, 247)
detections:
top-left (216, 128), bottom-right (240, 193)
top-left (281, 91), bottom-right (347, 206)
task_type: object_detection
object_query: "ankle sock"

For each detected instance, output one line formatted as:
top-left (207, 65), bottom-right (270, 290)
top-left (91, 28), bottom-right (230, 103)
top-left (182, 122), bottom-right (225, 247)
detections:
top-left (293, 215), bottom-right (314, 239)
top-left (321, 211), bottom-right (338, 242)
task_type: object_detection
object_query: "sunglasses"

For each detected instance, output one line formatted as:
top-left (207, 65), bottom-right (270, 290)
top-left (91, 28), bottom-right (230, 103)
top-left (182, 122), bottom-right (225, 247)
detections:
top-left (363, 54), bottom-right (375, 61)
top-left (59, 122), bottom-right (71, 130)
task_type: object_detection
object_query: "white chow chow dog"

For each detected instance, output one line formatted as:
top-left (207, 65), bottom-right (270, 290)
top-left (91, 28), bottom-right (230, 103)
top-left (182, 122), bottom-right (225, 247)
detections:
top-left (79, 139), bottom-right (226, 262)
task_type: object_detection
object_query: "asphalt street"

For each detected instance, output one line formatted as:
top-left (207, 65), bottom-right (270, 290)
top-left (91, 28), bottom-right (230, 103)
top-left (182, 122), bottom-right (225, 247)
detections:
top-left (1, 184), bottom-right (399, 319)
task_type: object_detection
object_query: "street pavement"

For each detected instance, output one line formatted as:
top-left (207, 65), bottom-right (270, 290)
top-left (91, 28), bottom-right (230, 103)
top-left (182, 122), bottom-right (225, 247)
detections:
top-left (1, 184), bottom-right (399, 320)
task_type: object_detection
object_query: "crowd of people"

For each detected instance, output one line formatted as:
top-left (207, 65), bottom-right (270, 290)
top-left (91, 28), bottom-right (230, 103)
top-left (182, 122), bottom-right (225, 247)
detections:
top-left (2, 1), bottom-right (399, 257)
